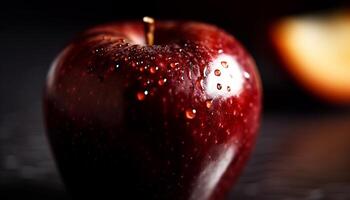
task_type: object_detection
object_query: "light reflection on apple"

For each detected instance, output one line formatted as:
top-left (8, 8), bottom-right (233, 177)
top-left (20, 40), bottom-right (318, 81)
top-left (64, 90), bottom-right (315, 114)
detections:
top-left (204, 54), bottom-right (244, 99)
top-left (191, 144), bottom-right (236, 200)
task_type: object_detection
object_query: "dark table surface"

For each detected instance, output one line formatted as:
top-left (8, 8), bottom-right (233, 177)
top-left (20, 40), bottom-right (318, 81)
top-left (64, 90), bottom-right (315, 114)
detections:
top-left (1, 6), bottom-right (350, 199)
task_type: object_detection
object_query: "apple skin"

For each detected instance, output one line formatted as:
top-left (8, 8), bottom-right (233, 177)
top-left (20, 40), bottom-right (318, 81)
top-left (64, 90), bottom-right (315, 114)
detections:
top-left (44, 21), bottom-right (262, 200)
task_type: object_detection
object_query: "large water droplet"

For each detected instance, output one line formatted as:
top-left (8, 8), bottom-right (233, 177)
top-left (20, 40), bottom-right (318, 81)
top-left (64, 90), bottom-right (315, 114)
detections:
top-left (217, 83), bottom-right (222, 90)
top-left (185, 109), bottom-right (196, 119)
top-left (221, 61), bottom-right (228, 68)
top-left (214, 69), bottom-right (221, 76)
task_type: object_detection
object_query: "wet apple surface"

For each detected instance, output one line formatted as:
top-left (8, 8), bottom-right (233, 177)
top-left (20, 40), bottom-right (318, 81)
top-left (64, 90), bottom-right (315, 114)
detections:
top-left (44, 20), bottom-right (262, 200)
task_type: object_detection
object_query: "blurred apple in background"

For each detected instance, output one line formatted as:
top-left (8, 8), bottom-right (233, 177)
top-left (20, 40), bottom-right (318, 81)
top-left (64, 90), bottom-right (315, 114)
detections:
top-left (271, 10), bottom-right (350, 104)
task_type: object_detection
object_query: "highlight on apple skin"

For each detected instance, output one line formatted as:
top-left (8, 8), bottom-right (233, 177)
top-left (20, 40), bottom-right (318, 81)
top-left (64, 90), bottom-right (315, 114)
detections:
top-left (43, 18), bottom-right (262, 200)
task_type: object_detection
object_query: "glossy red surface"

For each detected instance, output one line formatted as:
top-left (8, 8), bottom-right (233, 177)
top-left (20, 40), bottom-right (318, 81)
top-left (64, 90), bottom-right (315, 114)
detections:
top-left (44, 21), bottom-right (262, 200)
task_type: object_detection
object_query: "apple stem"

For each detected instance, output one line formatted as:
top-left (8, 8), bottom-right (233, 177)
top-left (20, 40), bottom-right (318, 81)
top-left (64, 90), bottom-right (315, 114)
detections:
top-left (143, 16), bottom-right (155, 46)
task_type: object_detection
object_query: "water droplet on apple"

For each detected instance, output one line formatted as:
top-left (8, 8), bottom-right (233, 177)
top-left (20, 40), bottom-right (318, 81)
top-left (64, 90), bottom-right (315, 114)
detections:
top-left (244, 71), bottom-right (250, 79)
top-left (185, 109), bottom-right (196, 119)
top-left (170, 62), bottom-right (178, 68)
top-left (221, 61), bottom-right (228, 68)
top-left (158, 78), bottom-right (167, 86)
top-left (136, 92), bottom-right (145, 101)
top-left (115, 64), bottom-right (120, 69)
top-left (149, 66), bottom-right (156, 74)
top-left (205, 100), bottom-right (212, 108)
top-left (217, 83), bottom-right (222, 90)
top-left (214, 69), bottom-right (221, 76)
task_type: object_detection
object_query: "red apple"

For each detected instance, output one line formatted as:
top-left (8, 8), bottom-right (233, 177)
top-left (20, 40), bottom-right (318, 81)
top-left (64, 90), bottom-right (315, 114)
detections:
top-left (43, 18), bottom-right (262, 200)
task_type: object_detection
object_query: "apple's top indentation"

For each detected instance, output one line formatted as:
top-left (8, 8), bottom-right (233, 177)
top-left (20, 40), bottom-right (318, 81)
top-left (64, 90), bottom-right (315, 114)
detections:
top-left (203, 54), bottom-right (244, 99)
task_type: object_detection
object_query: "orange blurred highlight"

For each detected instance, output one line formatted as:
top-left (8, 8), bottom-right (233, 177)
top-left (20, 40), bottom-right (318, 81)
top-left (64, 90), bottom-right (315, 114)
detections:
top-left (271, 10), bottom-right (350, 104)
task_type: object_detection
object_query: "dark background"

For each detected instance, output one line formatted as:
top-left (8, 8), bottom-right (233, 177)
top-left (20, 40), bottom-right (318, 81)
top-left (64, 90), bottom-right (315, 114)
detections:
top-left (1, 0), bottom-right (350, 199)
